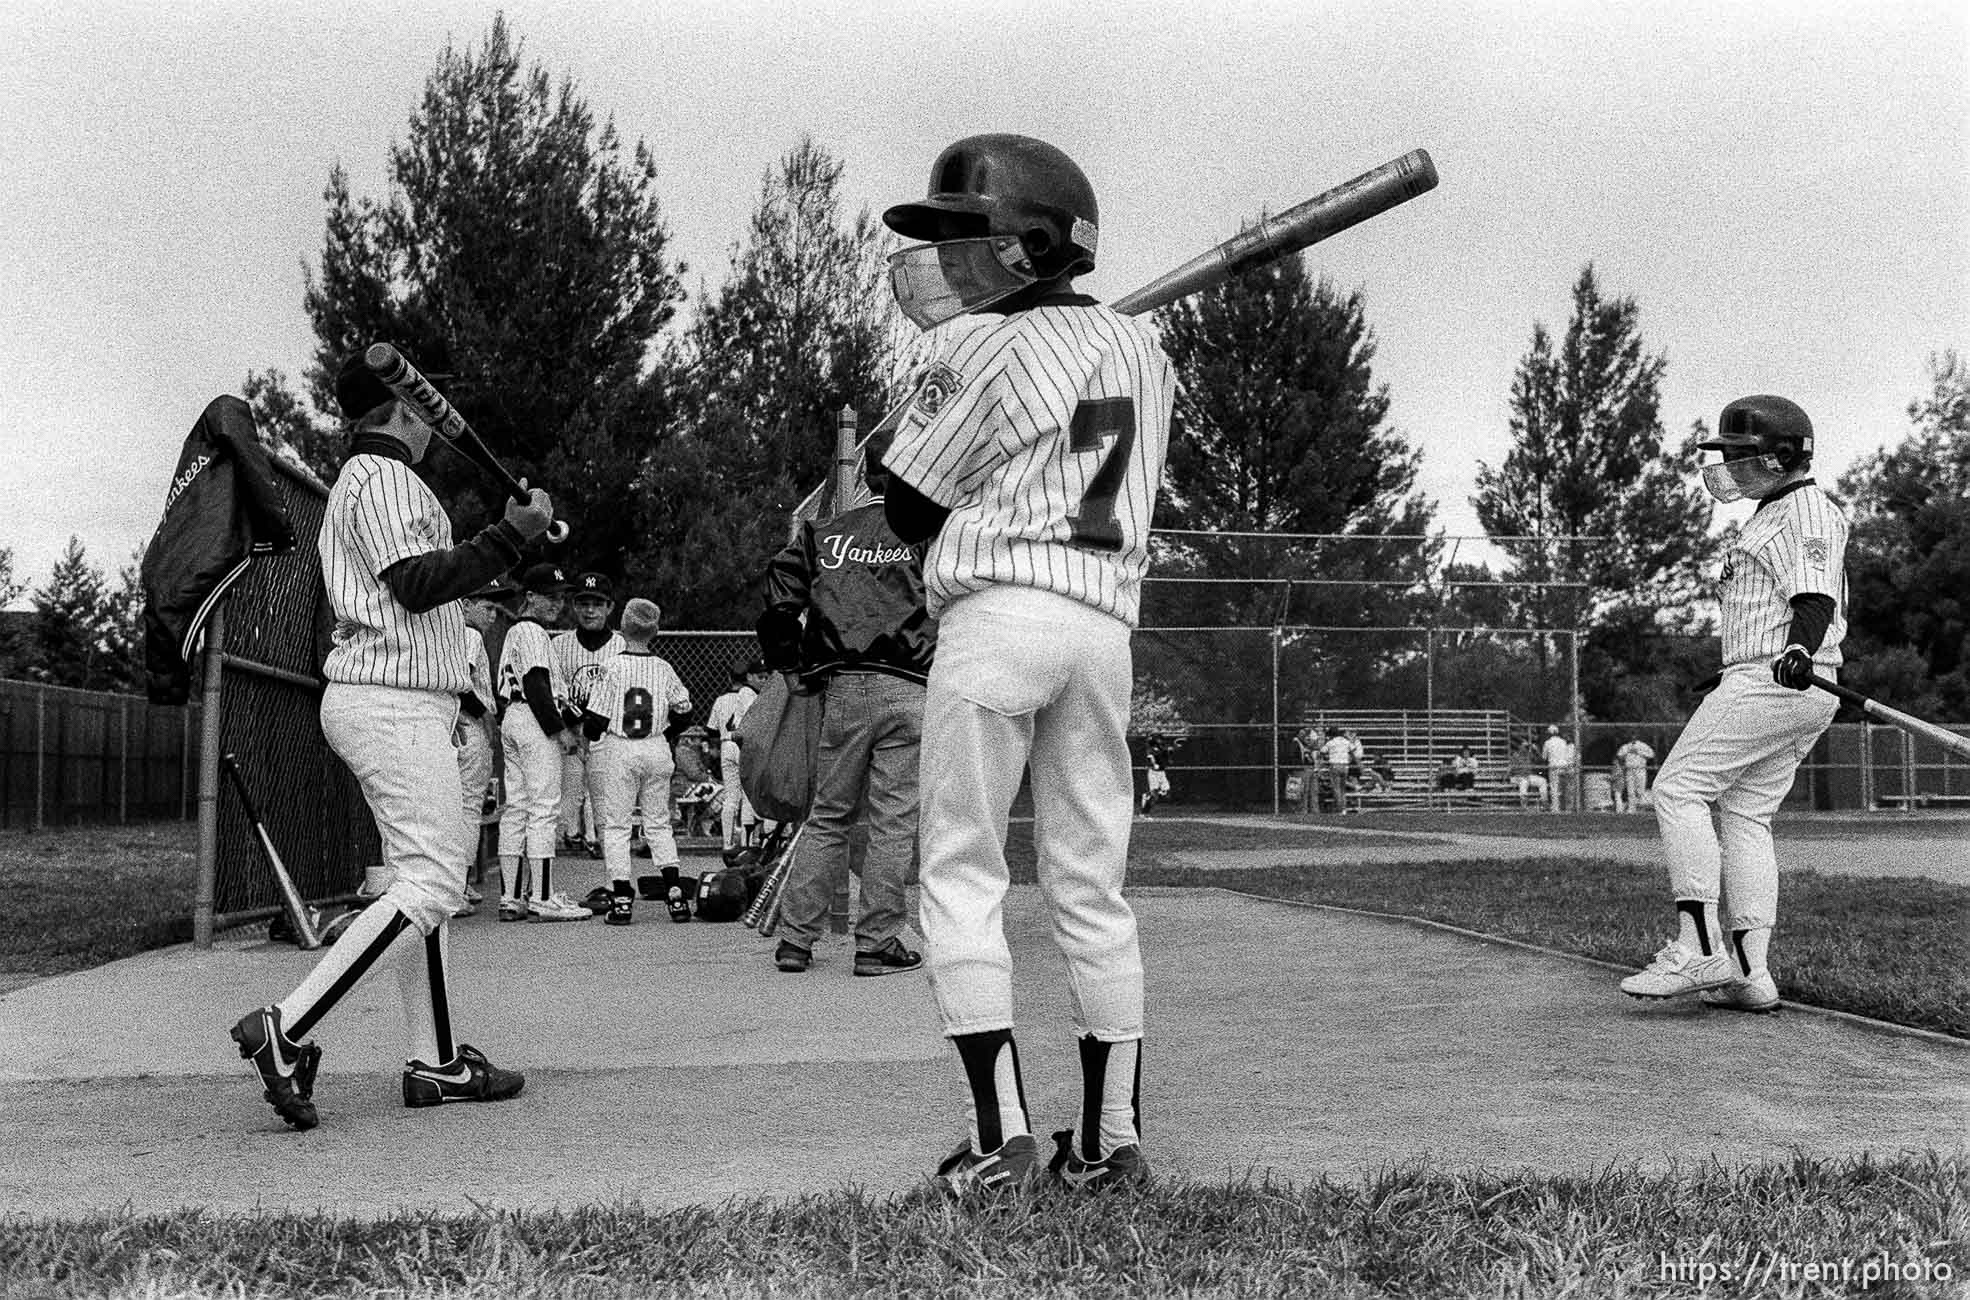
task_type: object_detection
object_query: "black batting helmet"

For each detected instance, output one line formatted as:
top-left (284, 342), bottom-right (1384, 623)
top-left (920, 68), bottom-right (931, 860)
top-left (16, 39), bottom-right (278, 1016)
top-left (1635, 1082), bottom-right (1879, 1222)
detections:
top-left (884, 134), bottom-right (1099, 279)
top-left (1701, 395), bottom-right (1814, 471)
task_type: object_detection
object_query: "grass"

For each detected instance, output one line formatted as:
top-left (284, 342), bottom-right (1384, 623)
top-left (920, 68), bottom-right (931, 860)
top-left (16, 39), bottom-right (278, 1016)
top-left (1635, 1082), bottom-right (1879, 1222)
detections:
top-left (0, 1156), bottom-right (1961, 1299)
top-left (0, 821), bottom-right (195, 980)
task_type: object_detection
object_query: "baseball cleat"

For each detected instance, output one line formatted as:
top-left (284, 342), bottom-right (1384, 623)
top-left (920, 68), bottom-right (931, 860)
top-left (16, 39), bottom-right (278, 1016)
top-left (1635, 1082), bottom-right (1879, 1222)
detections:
top-left (462, 885), bottom-right (484, 904)
top-left (581, 886), bottom-right (616, 916)
top-left (497, 899), bottom-right (529, 923)
top-left (230, 1005), bottom-right (322, 1132)
top-left (774, 941), bottom-right (811, 972)
top-left (1620, 941), bottom-right (1739, 1000)
top-left (527, 893), bottom-right (591, 923)
top-left (402, 1044), bottom-right (526, 1108)
top-left (935, 1133), bottom-right (1038, 1195)
top-left (854, 937), bottom-right (923, 977)
top-left (1047, 1129), bottom-right (1148, 1191)
top-left (606, 893), bottom-right (635, 926)
top-left (666, 886), bottom-right (692, 923)
top-left (1701, 968), bottom-right (1781, 1013)
top-left (451, 899), bottom-right (477, 919)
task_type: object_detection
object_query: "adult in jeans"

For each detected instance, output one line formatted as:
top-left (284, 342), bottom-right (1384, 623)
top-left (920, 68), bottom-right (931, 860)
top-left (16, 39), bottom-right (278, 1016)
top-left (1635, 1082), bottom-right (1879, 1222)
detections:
top-left (757, 448), bottom-right (936, 977)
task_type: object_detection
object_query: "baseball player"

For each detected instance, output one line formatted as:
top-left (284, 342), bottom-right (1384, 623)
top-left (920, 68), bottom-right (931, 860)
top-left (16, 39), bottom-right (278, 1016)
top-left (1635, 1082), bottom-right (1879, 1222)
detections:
top-left (1621, 395), bottom-right (1845, 1013)
top-left (228, 352), bottom-right (540, 1130)
top-left (704, 665), bottom-right (760, 850)
top-left (455, 580), bottom-right (508, 900)
top-left (1138, 738), bottom-right (1171, 815)
top-left (1612, 736), bottom-right (1656, 813)
top-left (581, 598), bottom-right (693, 924)
top-left (495, 563), bottom-right (590, 922)
top-left (553, 573), bottom-right (622, 858)
top-left (877, 134), bottom-right (1174, 1193)
top-left (1541, 725), bottom-right (1577, 812)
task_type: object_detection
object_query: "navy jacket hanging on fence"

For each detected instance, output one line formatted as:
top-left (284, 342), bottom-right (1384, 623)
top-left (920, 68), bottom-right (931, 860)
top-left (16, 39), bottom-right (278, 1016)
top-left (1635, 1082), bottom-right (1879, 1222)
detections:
top-left (140, 395), bottom-right (297, 705)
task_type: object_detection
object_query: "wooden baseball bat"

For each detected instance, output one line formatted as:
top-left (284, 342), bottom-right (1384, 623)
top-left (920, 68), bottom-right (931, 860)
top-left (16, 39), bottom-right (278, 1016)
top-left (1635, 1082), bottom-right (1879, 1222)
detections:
top-left (1810, 674), bottom-right (1970, 761)
top-left (792, 148), bottom-right (1439, 521)
top-left (221, 753), bottom-right (321, 949)
top-left (362, 343), bottom-right (571, 543)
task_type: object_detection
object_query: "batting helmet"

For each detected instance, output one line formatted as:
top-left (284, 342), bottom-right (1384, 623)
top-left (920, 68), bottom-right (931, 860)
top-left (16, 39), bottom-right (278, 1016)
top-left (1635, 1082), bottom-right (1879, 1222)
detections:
top-left (884, 134), bottom-right (1100, 279)
top-left (1700, 395), bottom-right (1814, 469)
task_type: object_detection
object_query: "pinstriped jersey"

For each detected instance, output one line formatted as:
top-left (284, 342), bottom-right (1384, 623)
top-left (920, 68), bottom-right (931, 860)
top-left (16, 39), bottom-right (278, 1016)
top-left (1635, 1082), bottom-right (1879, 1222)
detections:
top-left (551, 630), bottom-right (624, 712)
top-left (590, 651), bottom-right (692, 742)
top-left (496, 620), bottom-right (563, 703)
top-left (464, 629), bottom-right (494, 713)
top-left (1718, 480), bottom-right (1848, 667)
top-left (320, 454), bottom-right (469, 692)
top-left (881, 302), bottom-right (1175, 626)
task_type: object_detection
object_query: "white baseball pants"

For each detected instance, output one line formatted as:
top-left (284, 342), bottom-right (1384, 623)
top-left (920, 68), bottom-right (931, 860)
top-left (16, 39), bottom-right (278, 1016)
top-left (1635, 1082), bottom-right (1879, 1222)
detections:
top-left (720, 740), bottom-right (753, 847)
top-left (1653, 664), bottom-right (1837, 930)
top-left (559, 744), bottom-right (594, 841)
top-left (319, 683), bottom-right (467, 934)
top-left (590, 735), bottom-right (678, 880)
top-left (498, 704), bottom-right (563, 861)
top-left (456, 717), bottom-right (495, 845)
top-left (918, 585), bottom-right (1143, 1042)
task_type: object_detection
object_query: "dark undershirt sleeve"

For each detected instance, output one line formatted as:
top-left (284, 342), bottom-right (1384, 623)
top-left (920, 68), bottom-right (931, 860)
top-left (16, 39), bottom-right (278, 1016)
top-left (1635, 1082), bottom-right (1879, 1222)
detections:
top-left (458, 693), bottom-right (487, 720)
top-left (522, 666), bottom-right (563, 736)
top-left (380, 521), bottom-right (528, 614)
top-left (582, 710), bottom-right (608, 743)
top-left (883, 474), bottom-right (950, 545)
top-left (1786, 593), bottom-right (1836, 653)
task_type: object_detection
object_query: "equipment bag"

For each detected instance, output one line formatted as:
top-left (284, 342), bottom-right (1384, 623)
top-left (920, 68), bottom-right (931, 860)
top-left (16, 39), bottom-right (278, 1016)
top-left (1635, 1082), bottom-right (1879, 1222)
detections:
top-left (739, 671), bottom-right (822, 823)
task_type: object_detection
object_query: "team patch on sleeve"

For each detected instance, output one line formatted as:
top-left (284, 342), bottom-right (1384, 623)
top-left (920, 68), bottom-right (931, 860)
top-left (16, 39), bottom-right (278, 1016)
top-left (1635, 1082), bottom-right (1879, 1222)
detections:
top-left (1803, 538), bottom-right (1828, 569)
top-left (910, 364), bottom-right (964, 420)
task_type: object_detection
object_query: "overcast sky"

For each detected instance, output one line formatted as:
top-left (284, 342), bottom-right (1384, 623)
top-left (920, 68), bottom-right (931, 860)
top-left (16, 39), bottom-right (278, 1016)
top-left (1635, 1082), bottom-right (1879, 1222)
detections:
top-left (1, 0), bottom-right (1963, 608)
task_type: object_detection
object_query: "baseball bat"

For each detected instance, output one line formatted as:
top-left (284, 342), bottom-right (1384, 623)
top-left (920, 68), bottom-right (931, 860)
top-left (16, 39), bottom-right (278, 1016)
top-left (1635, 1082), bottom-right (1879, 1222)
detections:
top-left (362, 343), bottom-right (571, 543)
top-left (1810, 674), bottom-right (1970, 761)
top-left (792, 148), bottom-right (1439, 521)
top-left (742, 826), bottom-right (803, 929)
top-left (1111, 148), bottom-right (1439, 315)
top-left (221, 753), bottom-right (321, 949)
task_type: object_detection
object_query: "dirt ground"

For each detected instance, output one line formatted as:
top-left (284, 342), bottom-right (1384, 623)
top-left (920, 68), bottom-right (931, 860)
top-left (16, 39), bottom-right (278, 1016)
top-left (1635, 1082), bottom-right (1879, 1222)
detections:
top-left (0, 881), bottom-right (1962, 1217)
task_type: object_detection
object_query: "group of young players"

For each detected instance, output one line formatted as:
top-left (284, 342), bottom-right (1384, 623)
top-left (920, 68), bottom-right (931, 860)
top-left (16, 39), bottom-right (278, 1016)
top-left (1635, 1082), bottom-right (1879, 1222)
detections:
top-left (230, 130), bottom-right (1847, 1200)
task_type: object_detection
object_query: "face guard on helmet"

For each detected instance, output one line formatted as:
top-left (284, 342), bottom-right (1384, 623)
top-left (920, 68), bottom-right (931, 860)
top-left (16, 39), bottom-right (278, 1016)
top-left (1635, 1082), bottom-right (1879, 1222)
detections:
top-left (884, 133), bottom-right (1099, 330)
top-left (1698, 394), bottom-right (1813, 503)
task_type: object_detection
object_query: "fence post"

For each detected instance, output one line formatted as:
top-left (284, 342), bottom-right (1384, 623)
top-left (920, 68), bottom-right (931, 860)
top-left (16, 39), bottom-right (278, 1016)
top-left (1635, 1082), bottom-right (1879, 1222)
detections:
top-left (1901, 729), bottom-right (1915, 814)
top-left (1271, 627), bottom-right (1281, 817)
top-left (1569, 629), bottom-right (1583, 814)
top-left (119, 696), bottom-right (130, 824)
top-left (33, 686), bottom-right (45, 832)
top-left (193, 603), bottom-right (227, 949)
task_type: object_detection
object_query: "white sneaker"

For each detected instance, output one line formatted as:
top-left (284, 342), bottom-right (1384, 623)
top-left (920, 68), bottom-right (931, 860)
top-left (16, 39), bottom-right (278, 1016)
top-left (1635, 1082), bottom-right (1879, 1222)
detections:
top-left (1620, 941), bottom-right (1738, 1000)
top-left (1701, 967), bottom-right (1780, 1013)
top-left (463, 885), bottom-right (484, 904)
top-left (528, 893), bottom-right (592, 923)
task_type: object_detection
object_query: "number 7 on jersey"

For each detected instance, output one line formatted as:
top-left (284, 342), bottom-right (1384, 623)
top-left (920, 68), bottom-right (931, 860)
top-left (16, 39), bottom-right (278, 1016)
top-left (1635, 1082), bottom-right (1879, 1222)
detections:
top-left (1065, 397), bottom-right (1137, 551)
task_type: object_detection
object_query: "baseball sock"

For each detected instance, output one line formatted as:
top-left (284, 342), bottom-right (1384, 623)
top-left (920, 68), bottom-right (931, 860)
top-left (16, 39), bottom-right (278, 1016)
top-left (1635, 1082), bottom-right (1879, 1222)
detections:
top-left (954, 1029), bottom-right (1029, 1155)
top-left (498, 855), bottom-right (520, 903)
top-left (1076, 1035), bottom-right (1142, 1161)
top-left (1674, 899), bottom-right (1719, 956)
top-left (1732, 927), bottom-right (1770, 975)
top-left (279, 898), bottom-right (412, 1038)
top-left (397, 923), bottom-right (453, 1066)
top-left (536, 857), bottom-right (554, 903)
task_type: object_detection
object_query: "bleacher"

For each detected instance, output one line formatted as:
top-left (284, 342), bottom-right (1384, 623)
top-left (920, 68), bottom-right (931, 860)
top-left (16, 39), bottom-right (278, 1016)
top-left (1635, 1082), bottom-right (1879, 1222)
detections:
top-left (1295, 709), bottom-right (1544, 812)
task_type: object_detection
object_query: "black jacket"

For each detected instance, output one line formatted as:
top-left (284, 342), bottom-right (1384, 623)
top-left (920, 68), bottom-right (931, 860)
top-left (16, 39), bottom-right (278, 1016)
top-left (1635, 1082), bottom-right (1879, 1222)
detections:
top-left (140, 396), bottom-right (297, 704)
top-left (759, 499), bottom-right (936, 686)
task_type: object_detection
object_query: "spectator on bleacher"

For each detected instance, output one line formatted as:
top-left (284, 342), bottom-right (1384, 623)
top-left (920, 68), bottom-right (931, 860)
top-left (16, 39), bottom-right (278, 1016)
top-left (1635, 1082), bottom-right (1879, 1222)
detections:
top-left (1345, 729), bottom-right (1365, 781)
top-left (1451, 746), bottom-right (1478, 790)
top-left (1541, 725), bottom-right (1578, 812)
top-left (1434, 755), bottom-right (1460, 790)
top-left (1613, 736), bottom-right (1656, 812)
top-left (1510, 738), bottom-right (1548, 809)
top-left (1319, 727), bottom-right (1354, 814)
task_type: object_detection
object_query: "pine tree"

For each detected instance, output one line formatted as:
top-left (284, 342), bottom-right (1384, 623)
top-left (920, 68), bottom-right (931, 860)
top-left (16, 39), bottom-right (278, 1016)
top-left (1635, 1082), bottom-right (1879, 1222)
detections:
top-left (26, 539), bottom-right (116, 689)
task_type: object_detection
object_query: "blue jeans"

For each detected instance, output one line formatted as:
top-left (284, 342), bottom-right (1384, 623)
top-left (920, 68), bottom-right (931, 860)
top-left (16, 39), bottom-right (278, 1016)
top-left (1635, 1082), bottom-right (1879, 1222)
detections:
top-left (777, 671), bottom-right (923, 951)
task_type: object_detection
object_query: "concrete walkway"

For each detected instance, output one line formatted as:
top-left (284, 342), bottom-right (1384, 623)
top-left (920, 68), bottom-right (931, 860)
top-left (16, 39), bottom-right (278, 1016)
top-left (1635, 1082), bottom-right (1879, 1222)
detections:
top-left (0, 885), bottom-right (1962, 1217)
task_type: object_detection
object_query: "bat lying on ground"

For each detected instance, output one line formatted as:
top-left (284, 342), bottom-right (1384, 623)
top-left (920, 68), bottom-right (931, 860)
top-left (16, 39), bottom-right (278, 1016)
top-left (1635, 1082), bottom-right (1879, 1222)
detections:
top-left (363, 343), bottom-right (570, 543)
top-left (794, 147), bottom-right (1439, 521)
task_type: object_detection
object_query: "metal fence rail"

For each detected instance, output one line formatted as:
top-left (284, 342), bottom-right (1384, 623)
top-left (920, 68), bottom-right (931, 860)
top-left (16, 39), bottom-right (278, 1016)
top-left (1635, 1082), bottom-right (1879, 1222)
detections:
top-left (0, 678), bottom-right (198, 828)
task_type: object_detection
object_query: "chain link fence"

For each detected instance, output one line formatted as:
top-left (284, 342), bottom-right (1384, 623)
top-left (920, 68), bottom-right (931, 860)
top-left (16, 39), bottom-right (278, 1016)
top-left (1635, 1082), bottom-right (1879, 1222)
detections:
top-left (199, 459), bottom-right (377, 937)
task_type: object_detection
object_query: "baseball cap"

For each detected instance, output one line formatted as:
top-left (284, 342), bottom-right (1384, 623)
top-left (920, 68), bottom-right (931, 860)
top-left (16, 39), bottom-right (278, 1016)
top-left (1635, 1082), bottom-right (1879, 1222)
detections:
top-left (518, 562), bottom-right (573, 594)
top-left (468, 575), bottom-right (520, 600)
top-left (573, 572), bottom-right (614, 600)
